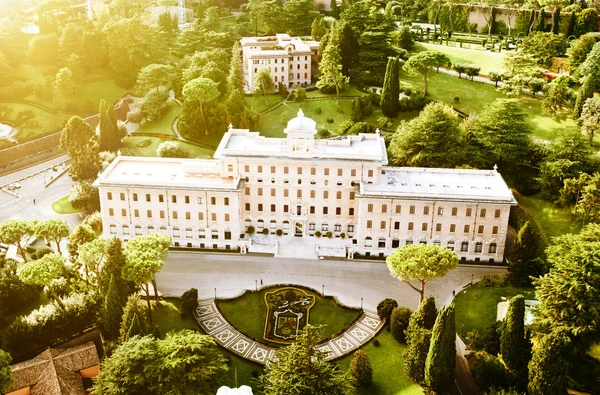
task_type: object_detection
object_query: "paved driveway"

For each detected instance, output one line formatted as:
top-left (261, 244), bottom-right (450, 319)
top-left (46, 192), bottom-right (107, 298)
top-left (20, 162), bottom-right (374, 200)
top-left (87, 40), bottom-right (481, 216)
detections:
top-left (158, 252), bottom-right (506, 311)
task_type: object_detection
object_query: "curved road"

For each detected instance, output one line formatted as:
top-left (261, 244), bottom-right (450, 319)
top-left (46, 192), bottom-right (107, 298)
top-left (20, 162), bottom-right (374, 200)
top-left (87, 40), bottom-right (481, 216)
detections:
top-left (157, 251), bottom-right (506, 311)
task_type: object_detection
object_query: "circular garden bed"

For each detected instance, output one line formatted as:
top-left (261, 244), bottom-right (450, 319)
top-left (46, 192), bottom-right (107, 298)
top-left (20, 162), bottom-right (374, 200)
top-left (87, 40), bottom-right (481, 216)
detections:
top-left (215, 285), bottom-right (361, 347)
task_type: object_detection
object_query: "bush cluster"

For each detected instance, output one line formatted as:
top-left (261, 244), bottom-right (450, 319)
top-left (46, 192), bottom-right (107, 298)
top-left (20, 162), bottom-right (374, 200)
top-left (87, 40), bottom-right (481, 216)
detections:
top-left (181, 288), bottom-right (198, 318)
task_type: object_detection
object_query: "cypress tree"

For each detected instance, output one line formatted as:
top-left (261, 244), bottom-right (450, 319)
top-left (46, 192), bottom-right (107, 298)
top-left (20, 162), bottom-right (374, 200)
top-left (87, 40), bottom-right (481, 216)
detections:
top-left (102, 274), bottom-right (125, 339)
top-left (500, 295), bottom-right (531, 391)
top-left (552, 7), bottom-right (560, 34)
top-left (351, 97), bottom-right (363, 122)
top-left (152, 325), bottom-right (162, 339)
top-left (390, 306), bottom-right (412, 343)
top-left (107, 104), bottom-right (121, 149)
top-left (227, 41), bottom-right (246, 95)
top-left (403, 328), bottom-right (431, 383)
top-left (528, 329), bottom-right (570, 395)
top-left (537, 10), bottom-right (546, 32)
top-left (508, 222), bottom-right (542, 286)
top-left (330, 0), bottom-right (338, 19)
top-left (349, 350), bottom-right (373, 388)
top-left (120, 294), bottom-right (148, 342)
top-left (98, 99), bottom-right (112, 152)
top-left (126, 313), bottom-right (143, 340)
top-left (573, 76), bottom-right (595, 119)
top-left (424, 304), bottom-right (456, 393)
top-left (380, 57), bottom-right (400, 117)
top-left (101, 238), bottom-right (130, 303)
top-left (567, 11), bottom-right (576, 37)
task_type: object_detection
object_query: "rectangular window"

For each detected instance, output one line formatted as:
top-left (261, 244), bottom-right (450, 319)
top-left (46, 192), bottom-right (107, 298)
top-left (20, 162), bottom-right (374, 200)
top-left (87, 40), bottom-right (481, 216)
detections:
top-left (480, 209), bottom-right (487, 217)
top-left (257, 165), bottom-right (263, 173)
top-left (492, 226), bottom-right (498, 235)
top-left (350, 192), bottom-right (355, 200)
top-left (336, 207), bottom-right (341, 215)
top-left (309, 223), bottom-right (316, 231)
top-left (258, 188), bottom-right (263, 196)
top-left (337, 191), bottom-right (342, 200)
top-left (351, 169), bottom-right (356, 177)
top-left (348, 225), bottom-right (354, 232)
top-left (186, 212), bottom-right (191, 220)
top-left (258, 204), bottom-right (263, 211)
top-left (437, 207), bottom-right (443, 215)
top-left (271, 188), bottom-right (276, 197)
top-left (478, 225), bottom-right (484, 233)
top-left (495, 209), bottom-right (501, 218)
top-left (436, 223), bottom-right (442, 232)
top-left (172, 195), bottom-right (177, 203)
top-left (109, 208), bottom-right (114, 216)
top-left (284, 189), bottom-right (289, 197)
top-left (461, 242), bottom-right (469, 252)
top-left (160, 210), bottom-right (165, 219)
top-left (395, 205), bottom-right (401, 214)
top-left (380, 221), bottom-right (386, 230)
top-left (381, 204), bottom-right (387, 213)
top-left (311, 167), bottom-right (316, 175)
top-left (422, 223), bottom-right (428, 231)
top-left (244, 165), bottom-right (249, 172)
top-left (271, 204), bottom-right (276, 212)
top-left (475, 243), bottom-right (483, 253)
top-left (284, 205), bottom-right (288, 212)
top-left (224, 197), bottom-right (229, 206)
top-left (335, 224), bottom-right (341, 232)
top-left (464, 224), bottom-right (470, 233)
top-left (337, 169), bottom-right (343, 176)
top-left (324, 168), bottom-right (329, 176)
top-left (245, 187), bottom-right (250, 195)
top-left (323, 191), bottom-right (329, 199)
top-left (133, 193), bottom-right (138, 202)
top-left (121, 208), bottom-right (126, 216)
top-left (198, 197), bottom-right (203, 204)
top-left (323, 207), bottom-right (328, 214)
top-left (297, 190), bottom-right (302, 198)
top-left (120, 193), bottom-right (125, 201)
top-left (367, 220), bottom-right (372, 229)
top-left (185, 196), bottom-right (190, 204)
top-left (423, 206), bottom-right (430, 215)
top-left (245, 203), bottom-right (250, 211)
top-left (408, 222), bottom-right (414, 231)
top-left (466, 208), bottom-right (472, 216)
top-left (225, 214), bottom-right (230, 222)
top-left (310, 190), bottom-right (315, 198)
top-left (146, 194), bottom-right (151, 202)
top-left (211, 213), bottom-right (216, 221)
top-left (310, 206), bottom-right (315, 214)
top-left (271, 166), bottom-right (276, 173)
top-left (409, 205), bottom-right (415, 214)
top-left (452, 207), bottom-right (458, 216)
top-left (490, 244), bottom-right (497, 253)
top-left (198, 212), bottom-right (204, 220)
top-left (107, 192), bottom-right (112, 200)
top-left (284, 166), bottom-right (289, 174)
top-left (368, 204), bottom-right (373, 213)
top-left (159, 195), bottom-right (164, 203)
top-left (173, 211), bottom-right (178, 220)
top-left (450, 224), bottom-right (456, 232)
top-left (297, 167), bottom-right (302, 175)
top-left (394, 221), bottom-right (400, 230)
top-left (349, 208), bottom-right (355, 215)
top-left (368, 170), bottom-right (373, 177)
top-left (228, 164), bottom-right (233, 172)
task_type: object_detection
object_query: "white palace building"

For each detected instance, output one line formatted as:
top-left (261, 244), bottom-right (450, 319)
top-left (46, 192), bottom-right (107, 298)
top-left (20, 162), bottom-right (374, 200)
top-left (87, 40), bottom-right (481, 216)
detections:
top-left (94, 110), bottom-right (517, 261)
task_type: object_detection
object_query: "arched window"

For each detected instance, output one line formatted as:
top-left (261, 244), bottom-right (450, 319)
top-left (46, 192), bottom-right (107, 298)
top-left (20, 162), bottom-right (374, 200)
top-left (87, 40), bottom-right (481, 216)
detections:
top-left (275, 67), bottom-right (278, 72)
top-left (274, 76), bottom-right (278, 82)
top-left (461, 241), bottom-right (469, 252)
top-left (283, 220), bottom-right (290, 230)
top-left (447, 240), bottom-right (455, 251)
top-left (489, 243), bottom-right (497, 254)
top-left (297, 73), bottom-right (300, 79)
top-left (475, 242), bottom-right (483, 253)
top-left (257, 219), bottom-right (264, 229)
top-left (365, 237), bottom-right (372, 247)
top-left (378, 238), bottom-right (386, 248)
top-left (270, 220), bottom-right (277, 229)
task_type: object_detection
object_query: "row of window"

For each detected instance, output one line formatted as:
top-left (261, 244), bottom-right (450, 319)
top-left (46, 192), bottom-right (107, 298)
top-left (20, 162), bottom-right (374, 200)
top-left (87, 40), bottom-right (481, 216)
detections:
top-left (245, 203), bottom-right (354, 216)
top-left (239, 165), bottom-right (367, 177)
top-left (366, 204), bottom-right (501, 218)
top-left (244, 220), bottom-right (354, 233)
top-left (245, 188), bottom-right (355, 200)
top-left (366, 220), bottom-right (499, 234)
top-left (108, 209), bottom-right (230, 222)
top-left (106, 192), bottom-right (230, 206)
top-left (363, 238), bottom-right (498, 254)
top-left (251, 56), bottom-right (309, 65)
top-left (109, 224), bottom-right (233, 240)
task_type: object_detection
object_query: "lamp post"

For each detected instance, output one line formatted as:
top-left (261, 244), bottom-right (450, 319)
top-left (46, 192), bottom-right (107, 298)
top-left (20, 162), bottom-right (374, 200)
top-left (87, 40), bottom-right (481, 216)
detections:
top-left (471, 273), bottom-right (474, 285)
top-left (214, 287), bottom-right (216, 299)
top-left (255, 280), bottom-right (257, 291)
top-left (322, 284), bottom-right (325, 297)
top-left (361, 297), bottom-right (363, 310)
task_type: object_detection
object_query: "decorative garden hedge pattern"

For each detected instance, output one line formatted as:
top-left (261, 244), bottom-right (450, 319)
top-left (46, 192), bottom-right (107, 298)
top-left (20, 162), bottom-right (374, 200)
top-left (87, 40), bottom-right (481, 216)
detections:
top-left (263, 287), bottom-right (315, 344)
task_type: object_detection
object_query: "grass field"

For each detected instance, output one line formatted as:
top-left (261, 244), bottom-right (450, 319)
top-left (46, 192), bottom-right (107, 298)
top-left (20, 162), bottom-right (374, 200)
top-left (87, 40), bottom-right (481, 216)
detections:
top-left (216, 286), bottom-right (360, 346)
top-left (415, 43), bottom-right (504, 75)
top-left (454, 283), bottom-right (535, 337)
top-left (51, 195), bottom-right (87, 214)
top-left (244, 94), bottom-right (285, 113)
top-left (337, 331), bottom-right (423, 395)
top-left (516, 194), bottom-right (582, 239)
top-left (0, 102), bottom-right (70, 148)
top-left (133, 101), bottom-right (181, 137)
top-left (122, 136), bottom-right (215, 158)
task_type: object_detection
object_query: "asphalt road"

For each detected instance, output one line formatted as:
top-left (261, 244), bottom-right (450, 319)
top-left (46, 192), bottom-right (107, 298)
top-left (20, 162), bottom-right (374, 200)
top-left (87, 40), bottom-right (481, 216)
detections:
top-left (157, 251), bottom-right (506, 311)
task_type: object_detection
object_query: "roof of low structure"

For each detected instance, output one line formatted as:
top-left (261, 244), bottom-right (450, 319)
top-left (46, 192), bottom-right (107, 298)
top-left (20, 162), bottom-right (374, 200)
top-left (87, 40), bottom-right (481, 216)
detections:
top-left (94, 156), bottom-right (243, 191)
top-left (359, 166), bottom-right (517, 204)
top-left (9, 342), bottom-right (99, 395)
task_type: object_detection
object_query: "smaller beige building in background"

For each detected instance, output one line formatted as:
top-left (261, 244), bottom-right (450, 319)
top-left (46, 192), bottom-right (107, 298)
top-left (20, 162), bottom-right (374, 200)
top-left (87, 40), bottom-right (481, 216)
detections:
top-left (94, 110), bottom-right (517, 262)
top-left (241, 34), bottom-right (319, 90)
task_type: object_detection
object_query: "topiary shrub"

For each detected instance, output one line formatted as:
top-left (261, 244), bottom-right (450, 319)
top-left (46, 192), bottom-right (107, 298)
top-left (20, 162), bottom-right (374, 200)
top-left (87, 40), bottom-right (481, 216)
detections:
top-left (276, 229), bottom-right (283, 236)
top-left (314, 230), bottom-right (321, 237)
top-left (246, 226), bottom-right (255, 235)
top-left (468, 351), bottom-right (507, 391)
top-left (157, 141), bottom-right (188, 158)
top-left (180, 288), bottom-right (198, 318)
top-left (262, 228), bottom-right (269, 235)
top-left (390, 306), bottom-right (412, 343)
top-left (372, 338), bottom-right (380, 347)
top-left (480, 274), bottom-right (506, 287)
top-left (326, 231), bottom-right (333, 238)
top-left (136, 138), bottom-right (152, 148)
top-left (349, 350), bottom-right (373, 388)
top-left (340, 232), bottom-right (346, 239)
top-left (317, 128), bottom-right (331, 138)
top-left (32, 245), bottom-right (53, 260)
top-left (377, 298), bottom-right (398, 325)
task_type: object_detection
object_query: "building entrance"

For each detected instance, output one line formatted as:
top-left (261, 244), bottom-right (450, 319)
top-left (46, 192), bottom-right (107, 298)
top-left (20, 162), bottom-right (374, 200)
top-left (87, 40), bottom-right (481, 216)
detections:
top-left (294, 222), bottom-right (303, 237)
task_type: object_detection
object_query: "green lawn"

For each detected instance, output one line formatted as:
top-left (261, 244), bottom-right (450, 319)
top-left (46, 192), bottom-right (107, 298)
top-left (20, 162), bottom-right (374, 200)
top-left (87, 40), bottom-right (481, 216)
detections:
top-left (306, 85), bottom-right (365, 98)
top-left (122, 136), bottom-right (215, 158)
top-left (515, 194), bottom-right (582, 239)
top-left (337, 331), bottom-right (423, 395)
top-left (52, 195), bottom-right (87, 214)
top-left (454, 283), bottom-right (535, 337)
top-left (415, 43), bottom-right (504, 75)
top-left (244, 94), bottom-right (285, 113)
top-left (216, 286), bottom-right (360, 347)
top-left (134, 101), bottom-right (181, 137)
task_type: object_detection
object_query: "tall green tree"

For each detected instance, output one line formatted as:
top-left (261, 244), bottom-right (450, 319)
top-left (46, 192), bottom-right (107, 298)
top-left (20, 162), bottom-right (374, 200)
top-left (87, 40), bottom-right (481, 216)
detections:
top-left (17, 253), bottom-right (67, 310)
top-left (568, 33), bottom-right (598, 74)
top-left (120, 294), bottom-right (149, 342)
top-left (580, 96), bottom-right (600, 146)
top-left (425, 304), bottom-right (456, 393)
top-left (53, 67), bottom-right (77, 102)
top-left (102, 274), bottom-right (125, 339)
top-left (135, 63), bottom-right (175, 95)
top-left (338, 22), bottom-right (359, 77)
top-left (500, 295), bottom-right (531, 391)
top-left (380, 57), bottom-right (400, 117)
top-left (387, 244), bottom-right (459, 303)
top-left (226, 41), bottom-right (246, 94)
top-left (101, 237), bottom-right (130, 303)
top-left (66, 224), bottom-right (97, 262)
top-left (508, 222), bottom-right (543, 286)
top-left (283, 0), bottom-right (319, 36)
top-left (59, 116), bottom-right (100, 181)
top-left (533, 223), bottom-right (600, 345)
top-left (403, 51), bottom-right (450, 96)
top-left (573, 42), bottom-right (600, 119)
top-left (125, 313), bottom-right (143, 340)
top-left (78, 238), bottom-right (110, 294)
top-left (528, 329), bottom-right (570, 395)
top-left (182, 77), bottom-right (221, 135)
top-left (259, 325), bottom-right (352, 395)
top-left (349, 350), bottom-right (373, 388)
top-left (404, 327), bottom-right (431, 383)
top-left (98, 99), bottom-right (118, 152)
top-left (389, 102), bottom-right (465, 168)
top-left (0, 219), bottom-right (36, 262)
top-left (317, 26), bottom-right (348, 105)
top-left (122, 234), bottom-right (171, 326)
top-left (92, 331), bottom-right (228, 395)
top-left (0, 349), bottom-right (12, 394)
top-left (34, 218), bottom-right (70, 255)
top-left (330, 0), bottom-right (338, 18)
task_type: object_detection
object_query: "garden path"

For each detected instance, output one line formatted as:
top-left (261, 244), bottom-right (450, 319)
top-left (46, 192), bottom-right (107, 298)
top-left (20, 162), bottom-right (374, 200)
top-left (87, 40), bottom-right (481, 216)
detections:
top-left (194, 299), bottom-right (384, 365)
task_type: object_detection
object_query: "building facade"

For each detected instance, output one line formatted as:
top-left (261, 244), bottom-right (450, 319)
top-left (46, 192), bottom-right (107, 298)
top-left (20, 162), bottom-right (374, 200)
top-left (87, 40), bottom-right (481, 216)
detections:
top-left (94, 110), bottom-right (517, 262)
top-left (241, 34), bottom-right (319, 90)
